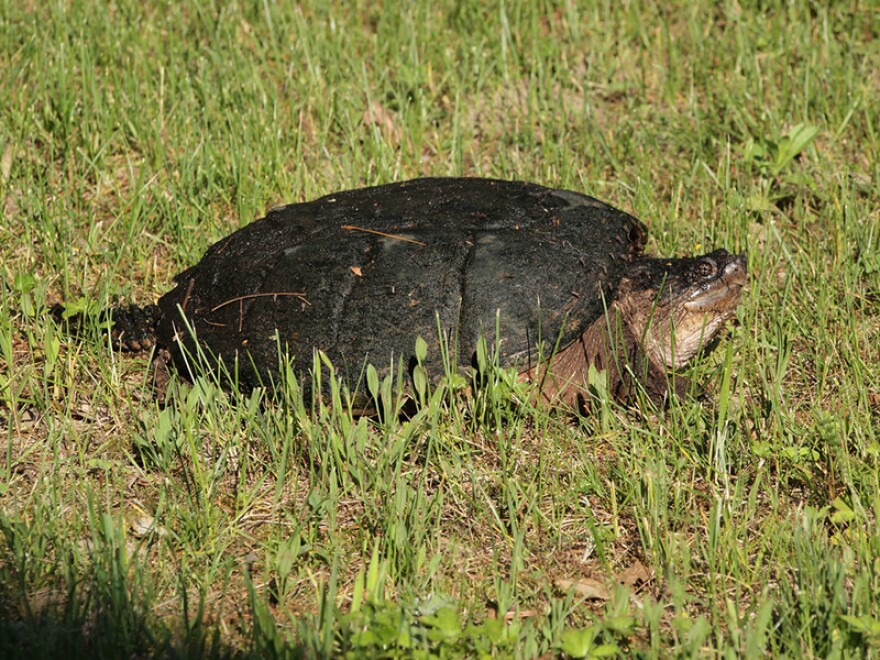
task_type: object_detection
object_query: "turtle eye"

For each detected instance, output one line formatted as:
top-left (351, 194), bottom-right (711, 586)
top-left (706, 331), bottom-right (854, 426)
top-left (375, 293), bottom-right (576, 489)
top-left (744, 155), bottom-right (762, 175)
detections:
top-left (695, 258), bottom-right (718, 278)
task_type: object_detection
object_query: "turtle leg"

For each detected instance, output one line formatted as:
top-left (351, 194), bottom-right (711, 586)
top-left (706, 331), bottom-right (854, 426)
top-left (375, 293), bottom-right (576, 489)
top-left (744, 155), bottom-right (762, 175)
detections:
top-left (150, 347), bottom-right (174, 404)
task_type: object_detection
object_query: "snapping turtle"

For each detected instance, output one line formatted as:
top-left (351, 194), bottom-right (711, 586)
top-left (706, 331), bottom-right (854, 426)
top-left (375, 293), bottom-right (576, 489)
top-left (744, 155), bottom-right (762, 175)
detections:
top-left (98, 177), bottom-right (747, 407)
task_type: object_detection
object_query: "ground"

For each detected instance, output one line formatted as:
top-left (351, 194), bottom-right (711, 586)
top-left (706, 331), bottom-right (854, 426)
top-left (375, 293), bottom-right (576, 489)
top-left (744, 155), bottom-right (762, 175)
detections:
top-left (1, 1), bottom-right (880, 657)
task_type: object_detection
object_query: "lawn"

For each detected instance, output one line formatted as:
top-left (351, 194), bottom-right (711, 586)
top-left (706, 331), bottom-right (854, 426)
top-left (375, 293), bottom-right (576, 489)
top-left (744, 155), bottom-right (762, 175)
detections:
top-left (2, 0), bottom-right (879, 656)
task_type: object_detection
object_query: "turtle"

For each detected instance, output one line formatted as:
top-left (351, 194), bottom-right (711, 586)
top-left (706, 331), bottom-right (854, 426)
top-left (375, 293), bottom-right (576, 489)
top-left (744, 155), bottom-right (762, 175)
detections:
top-left (75, 177), bottom-right (747, 409)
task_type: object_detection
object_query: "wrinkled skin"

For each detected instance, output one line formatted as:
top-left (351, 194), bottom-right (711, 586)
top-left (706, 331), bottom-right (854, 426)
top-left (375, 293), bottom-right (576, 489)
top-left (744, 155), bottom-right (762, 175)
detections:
top-left (527, 249), bottom-right (747, 408)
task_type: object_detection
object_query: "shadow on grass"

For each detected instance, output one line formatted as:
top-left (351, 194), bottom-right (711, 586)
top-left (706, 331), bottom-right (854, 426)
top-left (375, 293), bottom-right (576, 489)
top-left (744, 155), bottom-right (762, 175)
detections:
top-left (0, 510), bottom-right (316, 659)
top-left (0, 579), bottom-right (320, 659)
top-left (0, 575), bottom-right (238, 659)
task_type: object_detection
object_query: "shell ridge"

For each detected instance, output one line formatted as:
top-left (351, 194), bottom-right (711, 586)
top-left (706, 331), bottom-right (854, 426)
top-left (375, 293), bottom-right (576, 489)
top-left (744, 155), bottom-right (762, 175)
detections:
top-left (455, 229), bottom-right (480, 367)
top-left (330, 232), bottom-right (373, 375)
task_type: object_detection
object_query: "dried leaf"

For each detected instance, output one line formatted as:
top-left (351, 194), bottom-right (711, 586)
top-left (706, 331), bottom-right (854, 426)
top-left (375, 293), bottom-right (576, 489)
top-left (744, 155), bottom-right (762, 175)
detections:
top-left (555, 577), bottom-right (611, 601)
top-left (1, 143), bottom-right (12, 185)
top-left (363, 101), bottom-right (402, 145)
top-left (505, 609), bottom-right (538, 622)
top-left (486, 604), bottom-right (540, 622)
top-left (748, 221), bottom-right (770, 250)
top-left (350, 266), bottom-right (363, 276)
top-left (617, 560), bottom-right (652, 587)
top-left (130, 513), bottom-right (157, 538)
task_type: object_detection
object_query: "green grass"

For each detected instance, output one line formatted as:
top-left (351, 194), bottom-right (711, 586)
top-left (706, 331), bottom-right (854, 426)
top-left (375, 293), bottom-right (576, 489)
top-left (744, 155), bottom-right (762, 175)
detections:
top-left (2, 0), bottom-right (880, 656)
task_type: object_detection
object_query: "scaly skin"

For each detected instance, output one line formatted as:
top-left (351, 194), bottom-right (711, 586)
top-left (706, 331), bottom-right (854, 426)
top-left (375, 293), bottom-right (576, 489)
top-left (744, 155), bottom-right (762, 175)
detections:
top-left (526, 249), bottom-right (747, 408)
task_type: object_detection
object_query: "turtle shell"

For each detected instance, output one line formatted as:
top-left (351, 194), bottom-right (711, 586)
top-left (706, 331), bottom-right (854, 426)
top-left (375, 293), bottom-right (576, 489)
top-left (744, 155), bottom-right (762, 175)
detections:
top-left (156, 178), bottom-right (647, 391)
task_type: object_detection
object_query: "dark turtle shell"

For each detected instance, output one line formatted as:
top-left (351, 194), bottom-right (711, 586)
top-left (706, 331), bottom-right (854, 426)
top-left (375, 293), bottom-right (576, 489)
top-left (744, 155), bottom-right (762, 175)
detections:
top-left (156, 178), bottom-right (647, 391)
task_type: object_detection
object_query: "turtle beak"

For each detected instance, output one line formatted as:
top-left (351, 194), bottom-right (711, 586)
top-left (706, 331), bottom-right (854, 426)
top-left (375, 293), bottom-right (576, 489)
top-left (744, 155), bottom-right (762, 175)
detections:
top-left (723, 253), bottom-right (748, 288)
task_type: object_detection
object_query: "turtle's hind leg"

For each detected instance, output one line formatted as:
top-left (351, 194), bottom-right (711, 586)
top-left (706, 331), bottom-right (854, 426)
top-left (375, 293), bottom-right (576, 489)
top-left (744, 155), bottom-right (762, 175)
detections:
top-left (110, 304), bottom-right (163, 352)
top-left (51, 302), bottom-right (163, 353)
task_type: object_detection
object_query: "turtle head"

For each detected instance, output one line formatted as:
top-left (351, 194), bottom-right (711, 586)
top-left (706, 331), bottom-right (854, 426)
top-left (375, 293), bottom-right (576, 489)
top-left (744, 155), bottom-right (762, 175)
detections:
top-left (615, 249), bottom-right (748, 368)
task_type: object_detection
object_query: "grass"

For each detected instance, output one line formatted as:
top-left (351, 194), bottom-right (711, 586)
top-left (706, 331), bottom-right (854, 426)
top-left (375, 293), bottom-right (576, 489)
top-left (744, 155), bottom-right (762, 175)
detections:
top-left (2, 0), bottom-right (880, 656)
